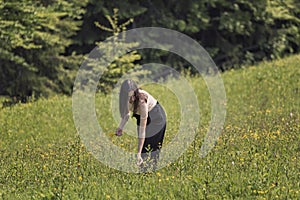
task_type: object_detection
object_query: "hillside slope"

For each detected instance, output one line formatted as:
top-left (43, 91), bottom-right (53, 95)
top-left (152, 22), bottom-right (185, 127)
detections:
top-left (0, 55), bottom-right (299, 199)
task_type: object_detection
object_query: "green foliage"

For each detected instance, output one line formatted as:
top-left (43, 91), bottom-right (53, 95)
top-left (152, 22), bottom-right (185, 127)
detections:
top-left (0, 55), bottom-right (299, 199)
top-left (1, 0), bottom-right (299, 101)
top-left (69, 0), bottom-right (147, 53)
top-left (74, 0), bottom-right (300, 71)
top-left (92, 8), bottom-right (141, 94)
top-left (265, 0), bottom-right (300, 58)
top-left (147, 0), bottom-right (300, 70)
top-left (0, 0), bottom-right (87, 101)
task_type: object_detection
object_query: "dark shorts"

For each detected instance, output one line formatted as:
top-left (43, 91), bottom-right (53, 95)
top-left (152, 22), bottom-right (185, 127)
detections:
top-left (133, 102), bottom-right (167, 153)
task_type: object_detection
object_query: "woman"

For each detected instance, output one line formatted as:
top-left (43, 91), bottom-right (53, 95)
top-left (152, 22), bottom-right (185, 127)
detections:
top-left (116, 79), bottom-right (167, 171)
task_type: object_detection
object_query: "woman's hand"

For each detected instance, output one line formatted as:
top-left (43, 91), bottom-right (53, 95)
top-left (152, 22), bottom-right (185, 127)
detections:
top-left (137, 153), bottom-right (143, 166)
top-left (115, 128), bottom-right (123, 136)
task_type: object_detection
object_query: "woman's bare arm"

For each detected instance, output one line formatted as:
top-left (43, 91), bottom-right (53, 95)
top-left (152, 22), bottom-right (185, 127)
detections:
top-left (116, 113), bottom-right (130, 136)
top-left (118, 112), bottom-right (130, 130)
top-left (137, 102), bottom-right (148, 154)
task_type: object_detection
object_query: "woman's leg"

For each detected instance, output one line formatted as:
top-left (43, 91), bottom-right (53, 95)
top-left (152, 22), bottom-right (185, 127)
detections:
top-left (138, 103), bottom-right (167, 172)
top-left (141, 122), bottom-right (166, 172)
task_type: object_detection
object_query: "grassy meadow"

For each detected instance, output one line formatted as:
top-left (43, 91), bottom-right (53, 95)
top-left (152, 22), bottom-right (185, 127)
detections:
top-left (0, 55), bottom-right (299, 199)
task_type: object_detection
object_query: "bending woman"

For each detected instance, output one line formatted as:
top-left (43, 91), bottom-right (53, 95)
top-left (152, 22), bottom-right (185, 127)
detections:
top-left (116, 79), bottom-right (167, 171)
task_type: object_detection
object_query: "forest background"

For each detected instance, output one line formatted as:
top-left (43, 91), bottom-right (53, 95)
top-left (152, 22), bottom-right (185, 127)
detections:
top-left (0, 0), bottom-right (299, 101)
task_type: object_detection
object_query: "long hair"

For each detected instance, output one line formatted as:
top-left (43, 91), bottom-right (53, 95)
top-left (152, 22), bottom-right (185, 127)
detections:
top-left (132, 88), bottom-right (148, 115)
top-left (119, 79), bottom-right (138, 118)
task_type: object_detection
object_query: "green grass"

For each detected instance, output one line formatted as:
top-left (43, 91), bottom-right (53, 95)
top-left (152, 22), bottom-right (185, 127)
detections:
top-left (0, 54), bottom-right (299, 199)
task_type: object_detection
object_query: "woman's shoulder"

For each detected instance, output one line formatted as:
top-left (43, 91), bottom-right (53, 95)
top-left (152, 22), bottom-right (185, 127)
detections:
top-left (137, 89), bottom-right (148, 104)
top-left (139, 89), bottom-right (152, 97)
top-left (138, 88), bottom-right (147, 94)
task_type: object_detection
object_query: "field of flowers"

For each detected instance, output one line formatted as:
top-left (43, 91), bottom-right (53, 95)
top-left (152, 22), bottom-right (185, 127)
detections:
top-left (0, 55), bottom-right (299, 199)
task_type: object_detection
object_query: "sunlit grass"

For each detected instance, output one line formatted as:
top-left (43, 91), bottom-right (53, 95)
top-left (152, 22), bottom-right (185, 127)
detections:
top-left (0, 54), bottom-right (299, 199)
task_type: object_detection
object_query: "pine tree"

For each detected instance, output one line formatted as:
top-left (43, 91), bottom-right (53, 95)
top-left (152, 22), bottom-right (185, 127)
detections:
top-left (93, 8), bottom-right (142, 94)
top-left (0, 0), bottom-right (87, 102)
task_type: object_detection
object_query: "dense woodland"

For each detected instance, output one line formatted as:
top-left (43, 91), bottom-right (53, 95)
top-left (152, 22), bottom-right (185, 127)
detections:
top-left (0, 0), bottom-right (299, 101)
